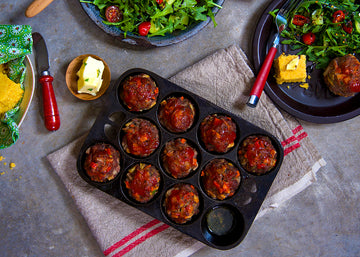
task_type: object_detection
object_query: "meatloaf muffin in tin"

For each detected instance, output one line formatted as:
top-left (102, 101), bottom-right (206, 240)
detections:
top-left (83, 143), bottom-right (121, 183)
top-left (238, 135), bottom-right (277, 175)
top-left (163, 183), bottom-right (200, 224)
top-left (119, 73), bottom-right (159, 112)
top-left (199, 114), bottom-right (237, 153)
top-left (124, 163), bottom-right (161, 203)
top-left (158, 95), bottom-right (196, 133)
top-left (161, 138), bottom-right (199, 179)
top-left (201, 159), bottom-right (241, 200)
top-left (121, 118), bottom-right (160, 158)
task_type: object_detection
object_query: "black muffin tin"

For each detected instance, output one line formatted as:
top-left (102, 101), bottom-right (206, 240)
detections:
top-left (77, 68), bottom-right (284, 250)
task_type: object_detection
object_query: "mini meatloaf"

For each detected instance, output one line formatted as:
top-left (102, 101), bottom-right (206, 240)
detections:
top-left (199, 114), bottom-right (237, 153)
top-left (83, 143), bottom-right (121, 182)
top-left (120, 73), bottom-right (159, 111)
top-left (158, 96), bottom-right (195, 133)
top-left (201, 159), bottom-right (240, 200)
top-left (323, 54), bottom-right (360, 97)
top-left (163, 183), bottom-right (200, 224)
top-left (238, 135), bottom-right (277, 175)
top-left (121, 118), bottom-right (160, 157)
top-left (162, 138), bottom-right (198, 179)
top-left (124, 163), bottom-right (161, 203)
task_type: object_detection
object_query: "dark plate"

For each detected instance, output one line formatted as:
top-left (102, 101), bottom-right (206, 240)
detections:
top-left (252, 0), bottom-right (360, 123)
top-left (80, 1), bottom-right (224, 48)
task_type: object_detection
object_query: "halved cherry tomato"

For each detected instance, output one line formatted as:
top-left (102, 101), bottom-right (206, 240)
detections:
top-left (139, 21), bottom-right (151, 36)
top-left (292, 15), bottom-right (309, 26)
top-left (332, 10), bottom-right (345, 23)
top-left (342, 20), bottom-right (353, 34)
top-left (302, 32), bottom-right (316, 45)
top-left (105, 5), bottom-right (122, 23)
top-left (156, 0), bottom-right (163, 4)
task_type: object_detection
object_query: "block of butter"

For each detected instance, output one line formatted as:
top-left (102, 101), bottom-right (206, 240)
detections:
top-left (76, 56), bottom-right (105, 96)
top-left (274, 53), bottom-right (307, 85)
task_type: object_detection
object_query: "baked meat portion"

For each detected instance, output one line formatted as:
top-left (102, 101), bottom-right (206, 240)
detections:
top-left (84, 143), bottom-right (121, 182)
top-left (201, 159), bottom-right (240, 200)
top-left (162, 138), bottom-right (198, 179)
top-left (124, 163), bottom-right (161, 203)
top-left (164, 183), bottom-right (200, 224)
top-left (238, 135), bottom-right (277, 175)
top-left (323, 54), bottom-right (360, 97)
top-left (199, 114), bottom-right (237, 153)
top-left (158, 96), bottom-right (195, 133)
top-left (121, 118), bottom-right (159, 157)
top-left (120, 73), bottom-right (159, 111)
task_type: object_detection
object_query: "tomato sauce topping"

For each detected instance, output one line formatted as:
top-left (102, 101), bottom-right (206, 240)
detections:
top-left (238, 135), bottom-right (277, 175)
top-left (124, 163), bottom-right (161, 203)
top-left (158, 96), bottom-right (195, 133)
top-left (121, 118), bottom-right (159, 157)
top-left (324, 54), bottom-right (360, 97)
top-left (201, 159), bottom-right (240, 200)
top-left (84, 143), bottom-right (121, 182)
top-left (199, 114), bottom-right (237, 153)
top-left (120, 73), bottom-right (159, 112)
top-left (164, 183), bottom-right (200, 224)
top-left (162, 138), bottom-right (198, 179)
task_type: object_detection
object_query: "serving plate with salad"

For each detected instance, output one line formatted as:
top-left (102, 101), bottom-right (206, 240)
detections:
top-left (79, 0), bottom-right (224, 47)
top-left (252, 0), bottom-right (360, 123)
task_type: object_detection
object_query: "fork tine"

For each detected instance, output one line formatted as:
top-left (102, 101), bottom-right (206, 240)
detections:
top-left (278, 0), bottom-right (292, 15)
top-left (278, 0), bottom-right (303, 17)
top-left (286, 0), bottom-right (303, 17)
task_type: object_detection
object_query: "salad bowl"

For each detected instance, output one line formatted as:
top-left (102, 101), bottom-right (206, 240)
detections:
top-left (80, 0), bottom-right (225, 47)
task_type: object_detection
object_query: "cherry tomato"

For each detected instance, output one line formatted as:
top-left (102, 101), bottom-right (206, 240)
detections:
top-left (139, 21), bottom-right (151, 36)
top-left (332, 10), bottom-right (345, 23)
top-left (156, 0), bottom-right (163, 4)
top-left (105, 6), bottom-right (122, 23)
top-left (292, 15), bottom-right (309, 26)
top-left (302, 32), bottom-right (316, 45)
top-left (342, 20), bottom-right (353, 34)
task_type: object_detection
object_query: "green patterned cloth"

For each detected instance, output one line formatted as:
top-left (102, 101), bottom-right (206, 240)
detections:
top-left (0, 24), bottom-right (33, 149)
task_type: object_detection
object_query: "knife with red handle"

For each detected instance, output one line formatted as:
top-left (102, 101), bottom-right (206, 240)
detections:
top-left (32, 32), bottom-right (60, 131)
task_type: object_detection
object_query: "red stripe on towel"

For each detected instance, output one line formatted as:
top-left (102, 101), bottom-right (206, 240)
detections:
top-left (284, 142), bottom-right (301, 156)
top-left (296, 131), bottom-right (308, 142)
top-left (281, 135), bottom-right (297, 147)
top-left (112, 224), bottom-right (170, 257)
top-left (292, 125), bottom-right (303, 134)
top-left (104, 219), bottom-right (161, 256)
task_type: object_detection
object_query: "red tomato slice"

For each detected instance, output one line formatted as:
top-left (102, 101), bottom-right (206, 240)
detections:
top-left (332, 10), bottom-right (345, 23)
top-left (292, 15), bottom-right (308, 26)
top-left (342, 20), bottom-right (353, 34)
top-left (105, 6), bottom-right (122, 23)
top-left (139, 21), bottom-right (151, 36)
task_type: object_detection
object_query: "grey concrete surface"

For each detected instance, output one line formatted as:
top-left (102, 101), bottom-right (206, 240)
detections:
top-left (0, 0), bottom-right (359, 256)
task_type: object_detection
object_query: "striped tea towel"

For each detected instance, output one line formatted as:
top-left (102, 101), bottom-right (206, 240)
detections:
top-left (47, 44), bottom-right (326, 257)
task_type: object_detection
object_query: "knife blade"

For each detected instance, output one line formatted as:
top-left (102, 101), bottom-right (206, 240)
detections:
top-left (32, 32), bottom-right (60, 131)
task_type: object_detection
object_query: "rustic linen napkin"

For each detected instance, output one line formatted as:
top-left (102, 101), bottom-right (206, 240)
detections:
top-left (47, 44), bottom-right (326, 257)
